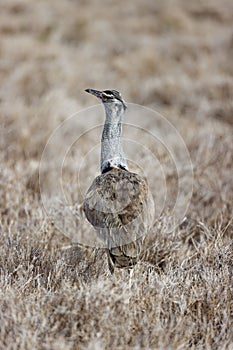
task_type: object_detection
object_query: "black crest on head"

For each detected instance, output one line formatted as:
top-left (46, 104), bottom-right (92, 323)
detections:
top-left (103, 90), bottom-right (127, 109)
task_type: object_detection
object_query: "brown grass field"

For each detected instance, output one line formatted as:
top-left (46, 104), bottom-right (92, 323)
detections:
top-left (0, 0), bottom-right (233, 349)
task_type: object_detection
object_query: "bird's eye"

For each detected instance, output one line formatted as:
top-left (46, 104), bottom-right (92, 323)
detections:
top-left (102, 93), bottom-right (108, 101)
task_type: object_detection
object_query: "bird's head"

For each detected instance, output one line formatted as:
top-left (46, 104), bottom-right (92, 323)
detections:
top-left (85, 88), bottom-right (127, 110)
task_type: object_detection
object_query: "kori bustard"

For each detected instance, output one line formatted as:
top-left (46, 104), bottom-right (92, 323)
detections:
top-left (84, 88), bottom-right (153, 273)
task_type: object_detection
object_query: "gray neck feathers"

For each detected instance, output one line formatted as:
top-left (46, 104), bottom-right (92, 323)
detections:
top-left (101, 103), bottom-right (128, 173)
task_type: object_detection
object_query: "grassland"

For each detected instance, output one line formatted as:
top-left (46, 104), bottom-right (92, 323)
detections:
top-left (0, 0), bottom-right (233, 349)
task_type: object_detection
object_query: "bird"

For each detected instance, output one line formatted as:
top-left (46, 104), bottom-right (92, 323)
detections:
top-left (84, 88), bottom-right (153, 274)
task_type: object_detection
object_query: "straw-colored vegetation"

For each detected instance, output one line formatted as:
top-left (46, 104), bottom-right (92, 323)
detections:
top-left (0, 0), bottom-right (232, 349)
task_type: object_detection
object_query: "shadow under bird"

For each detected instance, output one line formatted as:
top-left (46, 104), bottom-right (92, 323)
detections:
top-left (84, 88), bottom-right (153, 273)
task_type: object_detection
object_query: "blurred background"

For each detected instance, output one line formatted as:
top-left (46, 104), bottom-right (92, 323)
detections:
top-left (0, 0), bottom-right (232, 226)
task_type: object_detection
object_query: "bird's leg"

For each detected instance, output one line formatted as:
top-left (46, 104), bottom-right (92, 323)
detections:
top-left (128, 268), bottom-right (133, 289)
top-left (106, 250), bottom-right (115, 275)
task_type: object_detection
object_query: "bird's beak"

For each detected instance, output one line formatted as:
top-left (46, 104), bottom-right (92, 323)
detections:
top-left (85, 88), bottom-right (102, 98)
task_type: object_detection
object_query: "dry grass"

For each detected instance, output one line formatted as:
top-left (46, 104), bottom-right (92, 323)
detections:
top-left (0, 0), bottom-right (233, 349)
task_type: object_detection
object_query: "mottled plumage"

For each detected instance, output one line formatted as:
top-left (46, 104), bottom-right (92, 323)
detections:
top-left (84, 168), bottom-right (152, 272)
top-left (84, 88), bottom-right (153, 272)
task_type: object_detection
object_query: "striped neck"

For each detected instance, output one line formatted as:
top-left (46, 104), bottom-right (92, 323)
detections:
top-left (101, 103), bottom-right (128, 173)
